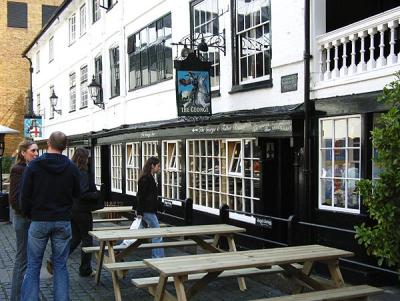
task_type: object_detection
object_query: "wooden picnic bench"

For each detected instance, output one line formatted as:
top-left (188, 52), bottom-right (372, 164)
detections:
top-left (93, 206), bottom-right (133, 214)
top-left (251, 284), bottom-right (383, 301)
top-left (140, 244), bottom-right (354, 301)
top-left (89, 224), bottom-right (245, 301)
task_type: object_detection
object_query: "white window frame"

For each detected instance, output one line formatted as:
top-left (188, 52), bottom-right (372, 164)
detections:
top-left (69, 72), bottom-right (76, 111)
top-left (36, 93), bottom-right (41, 115)
top-left (142, 141), bottom-right (158, 166)
top-left (93, 0), bottom-right (101, 23)
top-left (318, 115), bottom-right (362, 214)
top-left (80, 4), bottom-right (87, 36)
top-left (126, 142), bottom-right (140, 196)
top-left (69, 14), bottom-right (76, 45)
top-left (49, 36), bottom-right (54, 62)
top-left (186, 138), bottom-right (260, 220)
top-left (162, 140), bottom-right (182, 202)
top-left (94, 145), bottom-right (102, 187)
top-left (80, 65), bottom-right (88, 108)
top-left (36, 51), bottom-right (40, 73)
top-left (111, 143), bottom-right (122, 193)
top-left (235, 0), bottom-right (271, 85)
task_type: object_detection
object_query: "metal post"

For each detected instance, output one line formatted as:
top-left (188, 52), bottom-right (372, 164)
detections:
top-left (0, 156), bottom-right (2, 193)
top-left (184, 198), bottom-right (193, 225)
top-left (220, 204), bottom-right (230, 224)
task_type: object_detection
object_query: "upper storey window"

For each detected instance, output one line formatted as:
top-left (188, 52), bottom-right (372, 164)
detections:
top-left (234, 0), bottom-right (271, 86)
top-left (127, 14), bottom-right (173, 90)
top-left (7, 1), bottom-right (27, 28)
top-left (93, 0), bottom-right (101, 23)
top-left (69, 14), bottom-right (76, 45)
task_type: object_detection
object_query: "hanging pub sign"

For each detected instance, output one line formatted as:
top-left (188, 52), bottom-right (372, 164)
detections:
top-left (175, 52), bottom-right (212, 116)
top-left (24, 116), bottom-right (42, 139)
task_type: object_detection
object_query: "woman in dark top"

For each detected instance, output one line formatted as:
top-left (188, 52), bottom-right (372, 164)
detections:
top-left (136, 156), bottom-right (164, 258)
top-left (69, 147), bottom-right (98, 276)
top-left (9, 139), bottom-right (38, 301)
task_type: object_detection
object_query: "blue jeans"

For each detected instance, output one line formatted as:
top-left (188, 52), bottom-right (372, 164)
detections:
top-left (141, 213), bottom-right (164, 258)
top-left (10, 212), bottom-right (30, 301)
top-left (21, 221), bottom-right (71, 301)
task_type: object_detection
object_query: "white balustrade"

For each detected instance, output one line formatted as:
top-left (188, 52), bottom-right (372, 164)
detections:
top-left (316, 6), bottom-right (400, 82)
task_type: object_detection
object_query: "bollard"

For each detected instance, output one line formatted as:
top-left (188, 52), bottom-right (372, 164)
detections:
top-left (219, 204), bottom-right (230, 250)
top-left (184, 198), bottom-right (193, 225)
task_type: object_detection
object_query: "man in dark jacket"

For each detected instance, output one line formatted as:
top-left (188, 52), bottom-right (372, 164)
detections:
top-left (19, 131), bottom-right (80, 301)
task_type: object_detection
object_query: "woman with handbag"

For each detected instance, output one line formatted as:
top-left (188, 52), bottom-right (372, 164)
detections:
top-left (136, 156), bottom-right (164, 258)
top-left (48, 147), bottom-right (100, 276)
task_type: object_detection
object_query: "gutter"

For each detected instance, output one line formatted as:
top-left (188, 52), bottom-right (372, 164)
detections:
top-left (22, 54), bottom-right (34, 116)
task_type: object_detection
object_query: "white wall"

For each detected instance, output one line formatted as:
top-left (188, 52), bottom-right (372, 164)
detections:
top-left (28, 0), bottom-right (364, 139)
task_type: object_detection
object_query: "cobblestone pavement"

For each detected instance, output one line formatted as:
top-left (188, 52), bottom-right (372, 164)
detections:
top-left (0, 221), bottom-right (399, 301)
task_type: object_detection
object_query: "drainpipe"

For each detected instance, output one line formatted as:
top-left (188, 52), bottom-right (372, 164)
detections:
top-left (302, 0), bottom-right (312, 222)
top-left (22, 54), bottom-right (34, 116)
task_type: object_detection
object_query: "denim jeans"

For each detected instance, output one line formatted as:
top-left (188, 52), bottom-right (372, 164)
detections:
top-left (141, 213), bottom-right (165, 258)
top-left (10, 212), bottom-right (30, 301)
top-left (21, 221), bottom-right (71, 301)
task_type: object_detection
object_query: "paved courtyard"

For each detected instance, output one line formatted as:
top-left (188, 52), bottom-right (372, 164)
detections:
top-left (0, 221), bottom-right (399, 301)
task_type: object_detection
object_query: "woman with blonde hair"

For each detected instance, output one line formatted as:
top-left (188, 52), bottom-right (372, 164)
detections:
top-left (9, 139), bottom-right (38, 301)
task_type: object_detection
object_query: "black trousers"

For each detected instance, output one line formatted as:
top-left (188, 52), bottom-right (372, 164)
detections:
top-left (70, 210), bottom-right (93, 276)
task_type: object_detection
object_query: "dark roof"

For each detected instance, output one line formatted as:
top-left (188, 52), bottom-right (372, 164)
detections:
top-left (22, 0), bottom-right (72, 57)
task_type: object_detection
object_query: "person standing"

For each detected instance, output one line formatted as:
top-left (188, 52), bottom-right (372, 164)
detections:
top-left (136, 156), bottom-right (164, 258)
top-left (9, 140), bottom-right (38, 301)
top-left (69, 147), bottom-right (98, 276)
top-left (19, 131), bottom-right (80, 301)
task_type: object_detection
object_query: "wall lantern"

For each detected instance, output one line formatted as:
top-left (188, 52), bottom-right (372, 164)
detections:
top-left (88, 75), bottom-right (104, 109)
top-left (50, 90), bottom-right (62, 115)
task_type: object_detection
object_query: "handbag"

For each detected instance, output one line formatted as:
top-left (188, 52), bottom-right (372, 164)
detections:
top-left (121, 217), bottom-right (142, 246)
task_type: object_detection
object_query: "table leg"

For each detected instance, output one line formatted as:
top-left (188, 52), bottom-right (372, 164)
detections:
top-left (280, 263), bottom-right (327, 291)
top-left (293, 261), bottom-right (314, 293)
top-left (226, 235), bottom-right (246, 291)
top-left (188, 236), bottom-right (223, 253)
top-left (107, 241), bottom-right (122, 301)
top-left (327, 260), bottom-right (345, 287)
top-left (174, 276), bottom-right (188, 301)
top-left (95, 241), bottom-right (105, 284)
top-left (154, 274), bottom-right (168, 301)
top-left (186, 271), bottom-right (222, 299)
top-left (212, 234), bottom-right (220, 247)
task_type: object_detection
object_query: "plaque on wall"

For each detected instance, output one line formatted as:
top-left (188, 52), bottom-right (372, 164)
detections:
top-left (24, 117), bottom-right (42, 139)
top-left (281, 73), bottom-right (298, 93)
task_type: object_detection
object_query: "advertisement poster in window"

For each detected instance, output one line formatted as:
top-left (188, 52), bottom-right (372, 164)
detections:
top-left (24, 117), bottom-right (42, 138)
top-left (175, 53), bottom-right (212, 116)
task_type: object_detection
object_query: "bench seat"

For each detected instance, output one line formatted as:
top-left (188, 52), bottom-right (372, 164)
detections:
top-left (93, 225), bottom-right (131, 231)
top-left (93, 217), bottom-right (129, 223)
top-left (104, 261), bottom-right (147, 271)
top-left (251, 285), bottom-right (383, 301)
top-left (132, 265), bottom-right (296, 288)
top-left (83, 238), bottom-right (214, 253)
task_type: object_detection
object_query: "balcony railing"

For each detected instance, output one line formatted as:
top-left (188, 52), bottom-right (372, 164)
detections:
top-left (316, 6), bottom-right (400, 83)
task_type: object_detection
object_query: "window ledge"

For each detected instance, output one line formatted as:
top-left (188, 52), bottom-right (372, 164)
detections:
top-left (211, 90), bottom-right (221, 98)
top-left (229, 79), bottom-right (273, 94)
top-left (128, 76), bottom-right (173, 92)
top-left (69, 109), bottom-right (76, 113)
top-left (79, 106), bottom-right (88, 110)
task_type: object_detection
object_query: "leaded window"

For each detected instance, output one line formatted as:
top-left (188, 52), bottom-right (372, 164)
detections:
top-left (69, 14), bottom-right (76, 45)
top-left (69, 72), bottom-right (76, 112)
top-left (49, 36), bottom-right (54, 62)
top-left (110, 46), bottom-right (120, 97)
top-left (186, 138), bottom-right (260, 213)
top-left (319, 115), bottom-right (361, 213)
top-left (49, 85), bottom-right (54, 119)
top-left (235, 0), bottom-right (271, 84)
top-left (94, 55), bottom-right (103, 102)
top-left (93, 0), bottom-right (101, 23)
top-left (36, 93), bottom-right (41, 116)
top-left (36, 51), bottom-right (40, 73)
top-left (94, 145), bottom-right (102, 187)
top-left (80, 65), bottom-right (88, 108)
top-left (128, 13), bottom-right (172, 90)
top-left (111, 144), bottom-right (122, 192)
top-left (142, 141), bottom-right (158, 165)
top-left (126, 142), bottom-right (140, 195)
top-left (192, 0), bottom-right (220, 90)
top-left (162, 141), bottom-right (183, 200)
top-left (80, 4), bottom-right (87, 36)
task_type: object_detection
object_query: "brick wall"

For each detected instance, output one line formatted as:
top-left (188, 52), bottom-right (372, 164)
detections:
top-left (0, 0), bottom-right (62, 156)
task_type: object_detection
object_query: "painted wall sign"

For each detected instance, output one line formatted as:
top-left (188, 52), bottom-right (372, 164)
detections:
top-left (255, 217), bottom-right (272, 229)
top-left (175, 53), bottom-right (212, 116)
top-left (98, 120), bottom-right (293, 144)
top-left (24, 117), bottom-right (42, 139)
top-left (281, 73), bottom-right (298, 93)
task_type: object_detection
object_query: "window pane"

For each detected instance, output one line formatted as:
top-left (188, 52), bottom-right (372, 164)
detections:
top-left (348, 117), bottom-right (361, 147)
top-left (334, 149), bottom-right (346, 177)
top-left (321, 178), bottom-right (332, 205)
top-left (333, 179), bottom-right (345, 208)
top-left (334, 119), bottom-right (346, 147)
top-left (141, 48), bottom-right (149, 85)
top-left (321, 120), bottom-right (333, 148)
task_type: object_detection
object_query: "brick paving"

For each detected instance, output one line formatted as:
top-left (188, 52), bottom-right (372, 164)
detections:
top-left (0, 221), bottom-right (398, 301)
